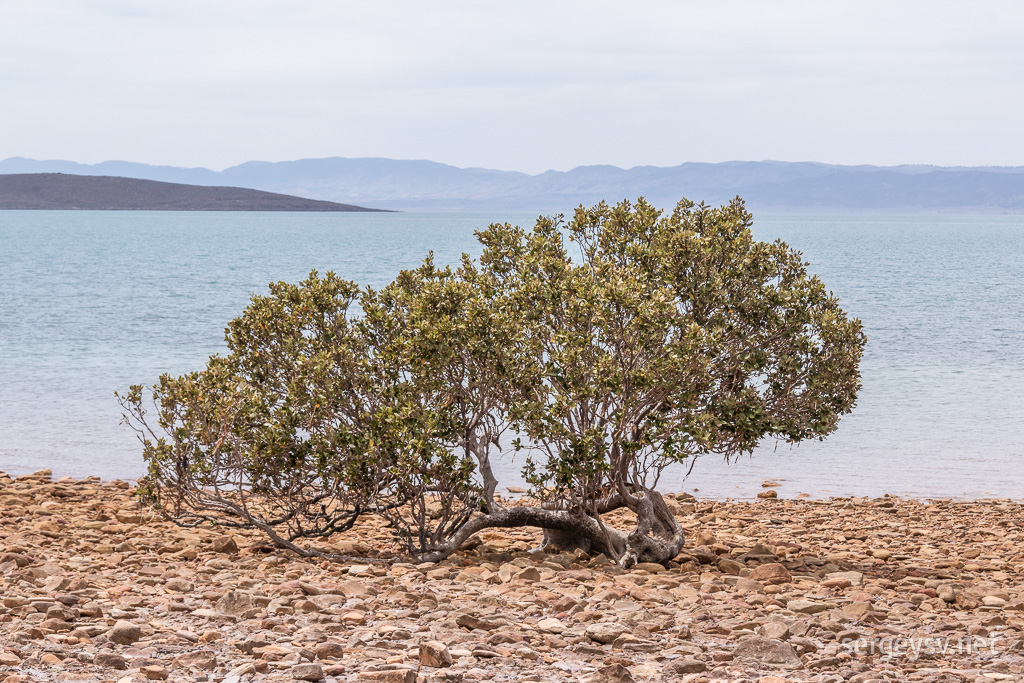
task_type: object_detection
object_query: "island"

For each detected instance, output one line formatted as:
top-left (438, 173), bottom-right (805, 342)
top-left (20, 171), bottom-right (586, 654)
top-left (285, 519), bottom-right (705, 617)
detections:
top-left (0, 173), bottom-right (386, 211)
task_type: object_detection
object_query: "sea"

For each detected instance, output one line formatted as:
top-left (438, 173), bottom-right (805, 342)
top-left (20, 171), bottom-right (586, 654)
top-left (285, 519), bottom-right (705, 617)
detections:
top-left (1, 210), bottom-right (1022, 500)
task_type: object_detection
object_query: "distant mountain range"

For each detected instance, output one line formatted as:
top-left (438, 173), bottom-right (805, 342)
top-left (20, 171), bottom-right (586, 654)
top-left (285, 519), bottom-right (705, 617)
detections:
top-left (3, 157), bottom-right (1024, 213)
top-left (0, 174), bottom-right (382, 211)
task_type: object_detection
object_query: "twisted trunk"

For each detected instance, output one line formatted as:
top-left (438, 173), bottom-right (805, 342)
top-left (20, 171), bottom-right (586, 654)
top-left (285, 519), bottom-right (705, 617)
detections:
top-left (418, 486), bottom-right (685, 566)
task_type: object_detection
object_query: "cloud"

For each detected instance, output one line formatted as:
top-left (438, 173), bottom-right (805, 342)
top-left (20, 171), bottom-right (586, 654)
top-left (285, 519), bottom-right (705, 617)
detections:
top-left (2, 0), bottom-right (1023, 171)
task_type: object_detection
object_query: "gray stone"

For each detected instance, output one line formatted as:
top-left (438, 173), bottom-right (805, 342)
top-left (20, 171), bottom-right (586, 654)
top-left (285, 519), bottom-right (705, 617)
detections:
top-left (585, 622), bottom-right (629, 644)
top-left (216, 590), bottom-right (255, 617)
top-left (420, 640), bottom-right (453, 667)
top-left (733, 634), bottom-right (802, 666)
top-left (107, 619), bottom-right (142, 645)
top-left (94, 652), bottom-right (128, 669)
top-left (788, 599), bottom-right (829, 615)
top-left (291, 663), bottom-right (324, 681)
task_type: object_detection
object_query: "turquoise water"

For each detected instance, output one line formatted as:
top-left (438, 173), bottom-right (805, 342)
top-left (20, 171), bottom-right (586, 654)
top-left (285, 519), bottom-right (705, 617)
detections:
top-left (1, 210), bottom-right (1022, 499)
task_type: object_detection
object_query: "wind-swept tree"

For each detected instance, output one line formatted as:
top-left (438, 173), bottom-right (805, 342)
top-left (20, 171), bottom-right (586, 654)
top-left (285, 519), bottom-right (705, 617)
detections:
top-left (122, 197), bottom-right (865, 567)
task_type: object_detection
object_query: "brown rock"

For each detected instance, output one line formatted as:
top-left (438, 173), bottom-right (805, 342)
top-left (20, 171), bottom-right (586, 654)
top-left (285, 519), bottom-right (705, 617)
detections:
top-left (842, 601), bottom-right (872, 619)
top-left (758, 621), bottom-right (791, 640)
top-left (173, 650), bottom-right (218, 670)
top-left (586, 622), bottom-right (629, 644)
top-left (747, 563), bottom-right (792, 585)
top-left (141, 665), bottom-right (170, 680)
top-left (94, 652), bottom-right (128, 669)
top-left (580, 663), bottom-right (635, 683)
top-left (668, 658), bottom-right (707, 674)
top-left (211, 535), bottom-right (239, 553)
top-left (733, 635), bottom-right (802, 666)
top-left (355, 670), bottom-right (416, 683)
top-left (787, 599), bottom-right (828, 615)
top-left (314, 642), bottom-right (345, 660)
top-left (717, 557), bottom-right (745, 574)
top-left (455, 613), bottom-right (500, 631)
top-left (291, 663), bottom-right (324, 681)
top-left (40, 653), bottom-right (62, 666)
top-left (215, 590), bottom-right (255, 617)
top-left (107, 619), bottom-right (142, 645)
top-left (419, 640), bottom-right (453, 667)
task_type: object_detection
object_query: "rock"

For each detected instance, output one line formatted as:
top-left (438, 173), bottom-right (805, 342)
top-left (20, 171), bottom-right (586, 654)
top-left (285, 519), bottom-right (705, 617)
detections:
top-left (314, 642), bottom-right (345, 660)
top-left (668, 658), bottom-right (707, 673)
top-left (107, 619), bottom-right (142, 645)
top-left (211, 535), bottom-right (239, 553)
top-left (291, 663), bottom-right (324, 681)
top-left (355, 671), bottom-right (417, 683)
top-left (420, 640), bottom-right (453, 667)
top-left (455, 613), bottom-right (500, 631)
top-left (538, 617), bottom-right (566, 633)
top-left (216, 590), bottom-right (255, 617)
top-left (586, 622), bottom-right (629, 644)
top-left (825, 571), bottom-right (864, 586)
top-left (172, 650), bottom-right (218, 670)
top-left (579, 663), bottom-right (635, 683)
top-left (341, 610), bottom-right (367, 625)
top-left (758, 621), bottom-right (791, 640)
top-left (757, 489), bottom-right (778, 499)
top-left (40, 653), bottom-right (62, 666)
top-left (141, 665), bottom-right (169, 680)
top-left (223, 662), bottom-right (257, 683)
top-left (841, 601), bottom-right (872, 619)
top-left (739, 542), bottom-right (779, 562)
top-left (717, 557), bottom-right (745, 574)
top-left (747, 562), bottom-right (792, 584)
top-left (0, 652), bottom-right (21, 666)
top-left (735, 577), bottom-right (765, 593)
top-left (95, 652), bottom-right (128, 669)
top-left (733, 635), bottom-right (802, 666)
top-left (787, 599), bottom-right (829, 615)
top-left (938, 584), bottom-right (958, 602)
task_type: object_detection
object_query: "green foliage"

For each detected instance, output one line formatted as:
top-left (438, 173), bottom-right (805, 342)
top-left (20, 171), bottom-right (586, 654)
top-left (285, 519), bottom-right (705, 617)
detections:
top-left (121, 197), bottom-right (865, 562)
top-left (478, 197), bottom-right (864, 512)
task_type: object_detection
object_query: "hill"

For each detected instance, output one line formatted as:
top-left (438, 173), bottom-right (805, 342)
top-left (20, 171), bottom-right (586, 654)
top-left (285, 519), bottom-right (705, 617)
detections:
top-left (0, 173), bottom-right (386, 211)
top-left (3, 158), bottom-right (1024, 212)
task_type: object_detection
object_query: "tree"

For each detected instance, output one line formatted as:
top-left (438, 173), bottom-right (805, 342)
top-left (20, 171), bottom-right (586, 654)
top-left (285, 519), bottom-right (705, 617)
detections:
top-left (121, 197), bottom-right (865, 567)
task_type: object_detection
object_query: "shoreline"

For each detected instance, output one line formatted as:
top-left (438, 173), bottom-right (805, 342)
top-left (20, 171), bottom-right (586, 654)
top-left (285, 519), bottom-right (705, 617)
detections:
top-left (7, 469), bottom-right (1023, 507)
top-left (2, 469), bottom-right (1023, 682)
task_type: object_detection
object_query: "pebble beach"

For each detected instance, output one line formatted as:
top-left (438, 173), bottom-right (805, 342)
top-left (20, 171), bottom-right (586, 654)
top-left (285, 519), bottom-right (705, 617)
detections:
top-left (2, 469), bottom-right (1023, 683)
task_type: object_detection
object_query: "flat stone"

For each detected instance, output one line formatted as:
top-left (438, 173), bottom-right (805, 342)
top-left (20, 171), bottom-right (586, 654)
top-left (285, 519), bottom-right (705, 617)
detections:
top-left (94, 652), bottom-right (128, 669)
top-left (314, 642), bottom-right (345, 660)
top-left (107, 619), bottom-right (142, 645)
top-left (538, 617), bottom-right (566, 633)
top-left (215, 590), bottom-right (254, 617)
top-left (787, 599), bottom-right (829, 615)
top-left (291, 663), bottom-right (324, 681)
top-left (579, 663), bottom-right (635, 683)
top-left (455, 613), bottom-right (500, 631)
top-left (172, 650), bottom-right (217, 670)
top-left (747, 563), bottom-right (792, 585)
top-left (211, 535), bottom-right (239, 553)
top-left (419, 640), bottom-right (453, 668)
top-left (355, 670), bottom-right (417, 683)
top-left (733, 634), bottom-right (802, 666)
top-left (586, 622), bottom-right (628, 644)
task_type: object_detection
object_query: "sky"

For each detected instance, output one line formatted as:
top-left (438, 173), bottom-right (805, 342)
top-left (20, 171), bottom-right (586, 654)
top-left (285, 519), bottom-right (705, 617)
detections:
top-left (2, 0), bottom-right (1023, 173)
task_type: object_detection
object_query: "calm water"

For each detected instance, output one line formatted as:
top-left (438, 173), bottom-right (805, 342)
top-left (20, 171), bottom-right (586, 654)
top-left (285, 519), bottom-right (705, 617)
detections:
top-left (1, 210), bottom-right (1022, 500)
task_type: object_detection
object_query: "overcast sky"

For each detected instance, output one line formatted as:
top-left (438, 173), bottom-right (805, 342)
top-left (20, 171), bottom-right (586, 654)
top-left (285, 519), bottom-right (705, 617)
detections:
top-left (2, 0), bottom-right (1023, 173)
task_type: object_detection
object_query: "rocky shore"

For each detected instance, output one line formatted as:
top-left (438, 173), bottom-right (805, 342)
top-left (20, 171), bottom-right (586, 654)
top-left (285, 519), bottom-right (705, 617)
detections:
top-left (2, 470), bottom-right (1023, 683)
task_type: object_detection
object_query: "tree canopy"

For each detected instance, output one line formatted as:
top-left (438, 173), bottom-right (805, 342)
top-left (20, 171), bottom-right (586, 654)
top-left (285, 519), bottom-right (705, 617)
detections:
top-left (120, 197), bottom-right (865, 566)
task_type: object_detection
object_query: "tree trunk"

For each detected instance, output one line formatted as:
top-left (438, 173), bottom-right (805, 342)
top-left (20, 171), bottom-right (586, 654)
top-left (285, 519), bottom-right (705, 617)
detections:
top-left (417, 490), bottom-right (685, 566)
